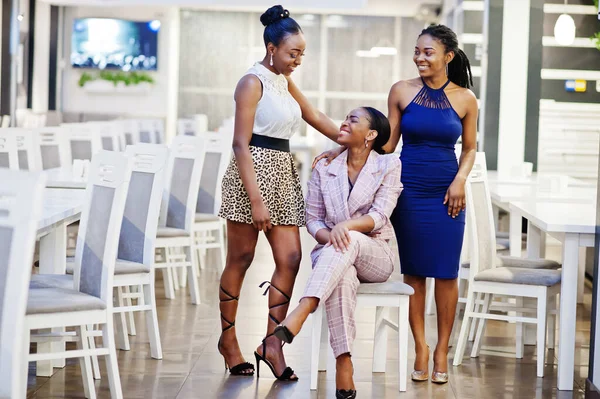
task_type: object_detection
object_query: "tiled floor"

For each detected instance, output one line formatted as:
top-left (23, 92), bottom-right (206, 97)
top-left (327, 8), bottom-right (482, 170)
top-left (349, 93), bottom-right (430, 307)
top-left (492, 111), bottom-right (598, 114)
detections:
top-left (27, 230), bottom-right (589, 398)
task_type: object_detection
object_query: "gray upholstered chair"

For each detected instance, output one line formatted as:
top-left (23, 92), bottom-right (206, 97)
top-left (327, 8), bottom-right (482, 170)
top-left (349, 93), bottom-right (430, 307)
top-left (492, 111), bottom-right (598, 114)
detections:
top-left (34, 127), bottom-right (71, 170)
top-left (6, 128), bottom-right (42, 171)
top-left (0, 132), bottom-right (18, 170)
top-left (154, 135), bottom-right (205, 304)
top-left (192, 131), bottom-right (233, 273)
top-left (452, 153), bottom-right (561, 378)
top-left (61, 123), bottom-right (102, 163)
top-left (0, 169), bottom-right (46, 399)
top-left (25, 150), bottom-right (131, 398)
top-left (137, 119), bottom-right (157, 144)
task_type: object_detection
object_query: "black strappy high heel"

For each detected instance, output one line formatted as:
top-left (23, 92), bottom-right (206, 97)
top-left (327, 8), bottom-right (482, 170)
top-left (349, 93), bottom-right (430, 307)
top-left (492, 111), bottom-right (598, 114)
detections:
top-left (253, 281), bottom-right (298, 381)
top-left (218, 285), bottom-right (254, 376)
top-left (335, 389), bottom-right (357, 399)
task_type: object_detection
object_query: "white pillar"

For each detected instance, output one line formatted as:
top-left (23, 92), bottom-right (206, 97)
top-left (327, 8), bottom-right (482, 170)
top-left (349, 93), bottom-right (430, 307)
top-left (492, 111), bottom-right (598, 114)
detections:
top-left (165, 7), bottom-right (180, 144)
top-left (32, 1), bottom-right (51, 113)
top-left (496, 0), bottom-right (530, 175)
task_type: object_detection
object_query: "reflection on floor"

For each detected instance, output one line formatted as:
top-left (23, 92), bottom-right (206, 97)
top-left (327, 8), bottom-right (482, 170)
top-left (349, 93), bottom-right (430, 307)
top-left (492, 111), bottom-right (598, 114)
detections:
top-left (27, 230), bottom-right (588, 398)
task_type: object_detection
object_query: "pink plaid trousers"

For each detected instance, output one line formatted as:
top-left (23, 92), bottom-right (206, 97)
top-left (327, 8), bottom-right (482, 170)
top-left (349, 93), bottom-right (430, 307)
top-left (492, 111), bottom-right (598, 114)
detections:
top-left (303, 231), bottom-right (394, 358)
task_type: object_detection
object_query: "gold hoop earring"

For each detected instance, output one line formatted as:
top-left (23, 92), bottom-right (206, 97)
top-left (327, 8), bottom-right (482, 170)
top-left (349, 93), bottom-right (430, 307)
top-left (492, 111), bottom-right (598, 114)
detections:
top-left (270, 53), bottom-right (274, 67)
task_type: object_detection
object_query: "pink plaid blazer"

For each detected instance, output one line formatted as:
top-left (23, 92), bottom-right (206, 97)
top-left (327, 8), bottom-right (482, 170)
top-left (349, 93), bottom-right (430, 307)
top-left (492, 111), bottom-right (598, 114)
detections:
top-left (306, 150), bottom-right (403, 242)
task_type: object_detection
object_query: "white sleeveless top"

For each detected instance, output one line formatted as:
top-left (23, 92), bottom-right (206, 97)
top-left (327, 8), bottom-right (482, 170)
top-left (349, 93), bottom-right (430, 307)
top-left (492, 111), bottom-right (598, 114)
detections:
top-left (243, 62), bottom-right (302, 140)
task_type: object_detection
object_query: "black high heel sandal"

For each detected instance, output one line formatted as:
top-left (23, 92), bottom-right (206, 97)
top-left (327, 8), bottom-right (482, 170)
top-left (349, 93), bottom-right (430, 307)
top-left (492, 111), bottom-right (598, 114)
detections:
top-left (218, 285), bottom-right (254, 376)
top-left (335, 389), bottom-right (357, 399)
top-left (253, 281), bottom-right (298, 381)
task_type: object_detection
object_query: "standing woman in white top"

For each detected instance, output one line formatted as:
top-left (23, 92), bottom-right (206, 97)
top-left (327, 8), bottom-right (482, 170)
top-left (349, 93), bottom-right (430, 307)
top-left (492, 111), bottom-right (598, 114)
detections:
top-left (217, 5), bottom-right (338, 380)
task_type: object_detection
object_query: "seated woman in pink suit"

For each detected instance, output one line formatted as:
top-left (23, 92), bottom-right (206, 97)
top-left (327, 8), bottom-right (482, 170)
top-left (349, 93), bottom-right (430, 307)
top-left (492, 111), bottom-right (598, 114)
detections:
top-left (273, 106), bottom-right (403, 399)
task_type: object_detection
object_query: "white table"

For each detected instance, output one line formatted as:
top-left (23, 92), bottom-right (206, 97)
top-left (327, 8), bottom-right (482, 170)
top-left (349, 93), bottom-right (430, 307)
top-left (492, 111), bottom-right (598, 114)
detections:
top-left (36, 188), bottom-right (85, 376)
top-left (508, 201), bottom-right (596, 391)
top-left (488, 171), bottom-right (593, 188)
top-left (43, 167), bottom-right (87, 189)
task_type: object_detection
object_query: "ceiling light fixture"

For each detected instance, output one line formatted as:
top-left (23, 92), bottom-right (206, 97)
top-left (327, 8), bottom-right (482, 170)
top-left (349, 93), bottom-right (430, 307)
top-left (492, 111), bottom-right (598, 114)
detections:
top-left (553, 0), bottom-right (576, 45)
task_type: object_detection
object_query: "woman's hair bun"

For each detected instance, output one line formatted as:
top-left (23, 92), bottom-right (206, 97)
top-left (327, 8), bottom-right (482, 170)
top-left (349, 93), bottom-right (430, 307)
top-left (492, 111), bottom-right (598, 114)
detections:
top-left (260, 5), bottom-right (290, 27)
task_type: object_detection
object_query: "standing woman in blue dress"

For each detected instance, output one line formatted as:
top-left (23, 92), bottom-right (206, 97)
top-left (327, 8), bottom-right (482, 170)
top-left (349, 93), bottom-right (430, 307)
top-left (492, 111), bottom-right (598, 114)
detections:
top-left (385, 25), bottom-right (477, 384)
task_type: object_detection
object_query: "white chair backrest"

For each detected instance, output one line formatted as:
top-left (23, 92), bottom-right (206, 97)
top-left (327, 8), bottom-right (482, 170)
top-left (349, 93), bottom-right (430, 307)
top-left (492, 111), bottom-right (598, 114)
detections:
top-left (120, 119), bottom-right (140, 146)
top-left (196, 131), bottom-right (233, 215)
top-left (89, 122), bottom-right (122, 152)
top-left (0, 169), bottom-right (46, 397)
top-left (35, 127), bottom-right (71, 170)
top-left (153, 119), bottom-right (165, 144)
top-left (177, 118), bottom-right (198, 136)
top-left (0, 131), bottom-right (19, 170)
top-left (159, 136), bottom-right (206, 233)
top-left (8, 128), bottom-right (42, 171)
top-left (464, 152), bottom-right (497, 280)
top-left (72, 151), bottom-right (132, 305)
top-left (120, 144), bottom-right (168, 267)
top-left (193, 114), bottom-right (208, 133)
top-left (62, 123), bottom-right (103, 163)
top-left (137, 120), bottom-right (157, 144)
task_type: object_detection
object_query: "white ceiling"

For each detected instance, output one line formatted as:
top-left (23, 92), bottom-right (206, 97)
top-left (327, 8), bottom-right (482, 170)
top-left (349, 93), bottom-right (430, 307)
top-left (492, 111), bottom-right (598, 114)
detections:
top-left (39, 0), bottom-right (442, 17)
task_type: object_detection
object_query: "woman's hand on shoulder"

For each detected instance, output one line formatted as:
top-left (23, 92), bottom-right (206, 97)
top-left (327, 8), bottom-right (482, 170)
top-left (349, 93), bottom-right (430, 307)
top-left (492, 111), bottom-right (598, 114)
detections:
top-left (312, 146), bottom-right (344, 169)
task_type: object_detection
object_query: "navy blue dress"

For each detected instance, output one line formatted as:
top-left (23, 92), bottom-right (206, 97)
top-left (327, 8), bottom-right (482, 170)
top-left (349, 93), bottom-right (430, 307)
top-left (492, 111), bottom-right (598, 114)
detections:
top-left (391, 78), bottom-right (465, 279)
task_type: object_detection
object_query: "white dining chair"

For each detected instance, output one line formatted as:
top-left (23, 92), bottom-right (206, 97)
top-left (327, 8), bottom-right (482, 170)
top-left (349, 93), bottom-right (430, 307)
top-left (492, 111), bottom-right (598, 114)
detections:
top-left (0, 169), bottom-right (46, 399)
top-left (154, 135), bottom-right (205, 304)
top-left (26, 150), bottom-right (131, 398)
top-left (35, 127), bottom-right (71, 170)
top-left (192, 131), bottom-right (232, 273)
top-left (452, 154), bottom-right (561, 378)
top-left (0, 131), bottom-right (19, 170)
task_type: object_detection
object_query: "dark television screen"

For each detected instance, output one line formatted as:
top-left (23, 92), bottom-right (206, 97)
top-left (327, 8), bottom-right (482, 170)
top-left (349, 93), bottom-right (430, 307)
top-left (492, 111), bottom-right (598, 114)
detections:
top-left (71, 18), bottom-right (159, 71)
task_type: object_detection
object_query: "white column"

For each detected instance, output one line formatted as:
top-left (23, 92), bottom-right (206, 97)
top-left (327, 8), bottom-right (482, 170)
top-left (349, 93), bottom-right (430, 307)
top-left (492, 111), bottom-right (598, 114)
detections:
top-left (165, 7), bottom-right (180, 144)
top-left (32, 1), bottom-right (51, 113)
top-left (496, 0), bottom-right (530, 175)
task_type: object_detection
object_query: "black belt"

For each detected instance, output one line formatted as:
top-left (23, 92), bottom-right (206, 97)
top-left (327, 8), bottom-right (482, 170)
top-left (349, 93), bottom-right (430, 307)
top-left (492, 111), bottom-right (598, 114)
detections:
top-left (249, 134), bottom-right (290, 152)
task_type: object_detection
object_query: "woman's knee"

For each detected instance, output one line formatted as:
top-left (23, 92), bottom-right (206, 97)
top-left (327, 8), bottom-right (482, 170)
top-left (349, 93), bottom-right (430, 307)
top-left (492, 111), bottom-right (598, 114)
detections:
top-left (275, 248), bottom-right (302, 274)
top-left (226, 246), bottom-right (256, 270)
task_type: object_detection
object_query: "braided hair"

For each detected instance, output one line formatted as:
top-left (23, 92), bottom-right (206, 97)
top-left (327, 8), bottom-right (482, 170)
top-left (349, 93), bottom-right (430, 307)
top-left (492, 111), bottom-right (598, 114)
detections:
top-left (260, 5), bottom-right (303, 46)
top-left (419, 24), bottom-right (473, 88)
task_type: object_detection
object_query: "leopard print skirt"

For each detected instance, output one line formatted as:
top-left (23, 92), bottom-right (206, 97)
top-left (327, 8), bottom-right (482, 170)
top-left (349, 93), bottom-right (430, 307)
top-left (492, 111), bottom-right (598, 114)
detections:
top-left (218, 146), bottom-right (306, 226)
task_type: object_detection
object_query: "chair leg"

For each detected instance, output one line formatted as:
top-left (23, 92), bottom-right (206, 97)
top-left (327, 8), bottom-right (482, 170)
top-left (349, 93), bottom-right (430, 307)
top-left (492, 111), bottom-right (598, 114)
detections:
top-left (398, 296), bottom-right (409, 392)
top-left (185, 245), bottom-right (201, 305)
top-left (218, 223), bottom-right (226, 273)
top-left (144, 280), bottom-right (163, 359)
top-left (87, 324), bottom-right (101, 380)
top-left (471, 293), bottom-right (491, 358)
top-left (547, 294), bottom-right (556, 350)
top-left (536, 292), bottom-right (548, 378)
top-left (124, 286), bottom-right (137, 336)
top-left (311, 306), bottom-right (324, 391)
top-left (161, 268), bottom-right (175, 299)
top-left (319, 309), bottom-right (328, 371)
top-left (468, 292), bottom-right (482, 342)
top-left (114, 287), bottom-right (130, 351)
top-left (452, 288), bottom-right (476, 366)
top-left (76, 325), bottom-right (96, 399)
top-left (425, 278), bottom-right (435, 315)
top-left (515, 297), bottom-right (525, 359)
top-left (102, 318), bottom-right (123, 399)
top-left (372, 306), bottom-right (388, 373)
top-left (19, 329), bottom-right (31, 399)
